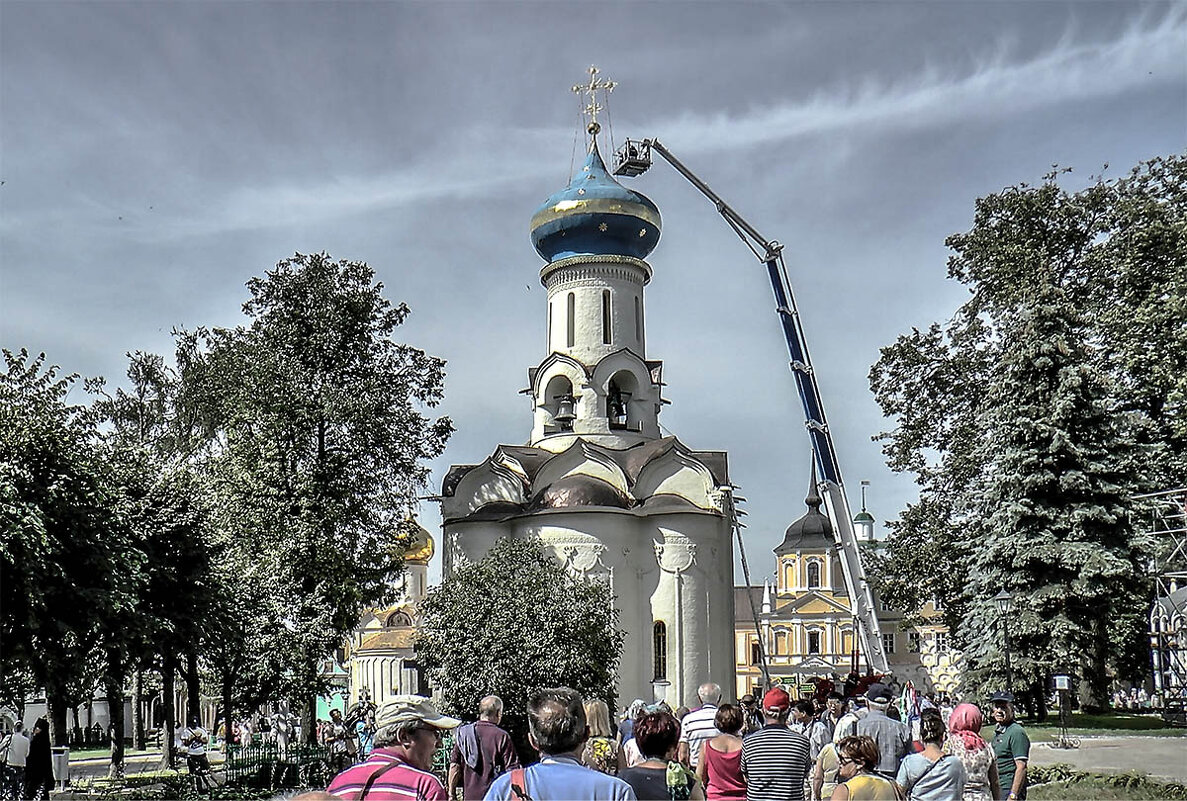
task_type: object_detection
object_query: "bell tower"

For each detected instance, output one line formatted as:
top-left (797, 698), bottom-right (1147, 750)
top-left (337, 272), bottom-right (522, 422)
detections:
top-left (526, 67), bottom-right (665, 450)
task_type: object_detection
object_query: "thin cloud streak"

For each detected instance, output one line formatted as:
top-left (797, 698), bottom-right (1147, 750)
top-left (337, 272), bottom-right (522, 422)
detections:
top-left (8, 9), bottom-right (1177, 243)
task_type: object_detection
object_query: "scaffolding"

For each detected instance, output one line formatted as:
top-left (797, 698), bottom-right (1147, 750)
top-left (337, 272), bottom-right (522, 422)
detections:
top-left (1137, 487), bottom-right (1187, 726)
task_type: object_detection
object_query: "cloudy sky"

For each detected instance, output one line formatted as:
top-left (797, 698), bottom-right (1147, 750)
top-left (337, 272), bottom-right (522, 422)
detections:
top-left (2, 1), bottom-right (1184, 585)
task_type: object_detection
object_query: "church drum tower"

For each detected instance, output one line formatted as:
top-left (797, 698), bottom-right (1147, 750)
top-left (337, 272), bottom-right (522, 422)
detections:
top-left (439, 70), bottom-right (737, 707)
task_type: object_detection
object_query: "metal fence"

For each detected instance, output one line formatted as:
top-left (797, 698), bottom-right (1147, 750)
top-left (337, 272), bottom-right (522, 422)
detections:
top-left (223, 741), bottom-right (337, 790)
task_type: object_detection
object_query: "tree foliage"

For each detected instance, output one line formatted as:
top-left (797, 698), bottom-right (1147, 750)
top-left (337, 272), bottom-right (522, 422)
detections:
top-left (176, 252), bottom-right (452, 732)
top-left (0, 349), bottom-right (129, 743)
top-left (869, 155), bottom-right (1186, 706)
top-left (415, 538), bottom-right (625, 755)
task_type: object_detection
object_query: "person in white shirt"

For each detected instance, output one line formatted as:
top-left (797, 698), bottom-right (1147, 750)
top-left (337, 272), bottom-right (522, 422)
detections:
top-left (2, 722), bottom-right (31, 800)
top-left (181, 716), bottom-right (214, 791)
top-left (678, 683), bottom-right (723, 770)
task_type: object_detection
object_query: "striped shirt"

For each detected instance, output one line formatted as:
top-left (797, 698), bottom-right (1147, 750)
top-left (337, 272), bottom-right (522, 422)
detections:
top-left (678, 705), bottom-right (721, 768)
top-left (327, 748), bottom-right (447, 801)
top-left (739, 724), bottom-right (811, 801)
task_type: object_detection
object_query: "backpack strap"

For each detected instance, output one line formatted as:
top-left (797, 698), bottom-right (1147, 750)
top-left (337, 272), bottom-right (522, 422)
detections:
top-left (509, 767), bottom-right (532, 801)
top-left (359, 759), bottom-right (404, 800)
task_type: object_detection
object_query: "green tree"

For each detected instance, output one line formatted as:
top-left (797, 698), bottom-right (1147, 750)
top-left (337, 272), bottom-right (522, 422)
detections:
top-left (176, 252), bottom-right (452, 740)
top-left (91, 351), bottom-right (216, 773)
top-left (869, 156), bottom-right (1185, 708)
top-left (415, 537), bottom-right (625, 757)
top-left (957, 283), bottom-right (1145, 710)
top-left (0, 349), bottom-right (131, 745)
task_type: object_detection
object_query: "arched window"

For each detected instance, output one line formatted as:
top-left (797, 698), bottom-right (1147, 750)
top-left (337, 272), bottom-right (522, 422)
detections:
top-left (750, 642), bottom-right (762, 666)
top-left (775, 630), bottom-right (789, 656)
top-left (602, 289), bottom-right (612, 345)
top-left (807, 561), bottom-right (821, 589)
top-left (653, 622), bottom-right (668, 680)
top-left (808, 630), bottom-right (822, 654)
top-left (385, 611), bottom-right (412, 628)
top-left (566, 293), bottom-right (575, 348)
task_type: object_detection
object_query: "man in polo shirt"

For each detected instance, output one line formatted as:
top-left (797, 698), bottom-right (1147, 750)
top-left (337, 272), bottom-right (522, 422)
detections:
top-left (677, 682), bottom-right (722, 769)
top-left (484, 687), bottom-right (635, 801)
top-left (855, 683), bottom-right (910, 780)
top-left (991, 692), bottom-right (1030, 801)
top-left (449, 695), bottom-right (520, 801)
top-left (739, 687), bottom-right (812, 801)
top-left (327, 695), bottom-right (461, 801)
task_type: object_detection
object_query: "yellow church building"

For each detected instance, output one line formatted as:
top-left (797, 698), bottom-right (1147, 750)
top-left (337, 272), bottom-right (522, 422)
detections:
top-left (734, 477), bottom-right (962, 698)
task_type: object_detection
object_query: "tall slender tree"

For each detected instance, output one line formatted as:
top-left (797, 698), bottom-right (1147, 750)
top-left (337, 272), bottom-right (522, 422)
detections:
top-left (177, 252), bottom-right (452, 739)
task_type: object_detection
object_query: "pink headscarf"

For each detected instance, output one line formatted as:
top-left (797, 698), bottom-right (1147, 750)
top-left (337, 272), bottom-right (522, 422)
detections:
top-left (948, 703), bottom-right (987, 751)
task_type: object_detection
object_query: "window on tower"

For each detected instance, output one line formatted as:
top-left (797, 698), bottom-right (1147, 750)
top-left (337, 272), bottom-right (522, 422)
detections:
top-left (602, 289), bottom-right (612, 345)
top-left (807, 561), bottom-right (821, 589)
top-left (566, 292), bottom-right (575, 348)
top-left (634, 296), bottom-right (641, 342)
top-left (653, 621), bottom-right (668, 680)
top-left (750, 641), bottom-right (762, 666)
top-left (808, 630), bottom-right (821, 654)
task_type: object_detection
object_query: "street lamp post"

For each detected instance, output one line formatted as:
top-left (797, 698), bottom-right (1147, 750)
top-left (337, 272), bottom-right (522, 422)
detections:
top-left (994, 590), bottom-right (1014, 692)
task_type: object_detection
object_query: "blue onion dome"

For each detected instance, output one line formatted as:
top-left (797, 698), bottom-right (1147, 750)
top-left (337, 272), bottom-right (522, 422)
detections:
top-left (530, 142), bottom-right (661, 262)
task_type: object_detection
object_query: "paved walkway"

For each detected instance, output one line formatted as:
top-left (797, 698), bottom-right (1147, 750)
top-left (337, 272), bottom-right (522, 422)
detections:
top-left (1031, 736), bottom-right (1187, 782)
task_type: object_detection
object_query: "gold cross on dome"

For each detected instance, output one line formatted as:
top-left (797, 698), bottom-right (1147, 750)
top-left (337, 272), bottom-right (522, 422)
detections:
top-left (572, 65), bottom-right (616, 133)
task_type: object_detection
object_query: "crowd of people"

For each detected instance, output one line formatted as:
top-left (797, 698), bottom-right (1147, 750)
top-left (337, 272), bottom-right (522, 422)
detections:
top-left (316, 681), bottom-right (1032, 801)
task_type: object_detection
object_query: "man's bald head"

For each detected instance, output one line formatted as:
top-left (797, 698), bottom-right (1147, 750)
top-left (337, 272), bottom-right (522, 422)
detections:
top-left (698, 683), bottom-right (722, 705)
top-left (479, 695), bottom-right (503, 721)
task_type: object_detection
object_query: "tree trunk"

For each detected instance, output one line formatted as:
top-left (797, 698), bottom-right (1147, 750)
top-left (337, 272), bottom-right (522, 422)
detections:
top-left (159, 659), bottom-right (176, 770)
top-left (1032, 678), bottom-right (1048, 723)
top-left (132, 668), bottom-right (145, 750)
top-left (186, 650), bottom-right (201, 725)
top-left (221, 667), bottom-right (234, 753)
top-left (106, 651), bottom-right (126, 779)
top-left (47, 693), bottom-right (69, 748)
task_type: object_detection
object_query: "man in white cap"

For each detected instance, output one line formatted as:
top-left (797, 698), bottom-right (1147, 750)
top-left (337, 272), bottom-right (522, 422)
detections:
top-left (327, 695), bottom-right (460, 801)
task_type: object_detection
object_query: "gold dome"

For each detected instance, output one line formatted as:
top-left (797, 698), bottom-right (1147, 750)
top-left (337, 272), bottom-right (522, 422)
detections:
top-left (397, 517), bottom-right (434, 564)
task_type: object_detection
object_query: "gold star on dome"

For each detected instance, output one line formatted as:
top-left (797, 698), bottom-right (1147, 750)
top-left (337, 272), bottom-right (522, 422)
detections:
top-left (599, 222), bottom-right (608, 232)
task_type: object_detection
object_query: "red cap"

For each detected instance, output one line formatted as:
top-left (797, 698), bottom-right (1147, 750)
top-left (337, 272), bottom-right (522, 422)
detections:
top-left (762, 687), bottom-right (791, 713)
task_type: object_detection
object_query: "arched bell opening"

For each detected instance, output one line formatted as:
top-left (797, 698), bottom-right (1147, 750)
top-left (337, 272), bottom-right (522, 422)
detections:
top-left (607, 370), bottom-right (640, 432)
top-left (542, 375), bottom-right (577, 434)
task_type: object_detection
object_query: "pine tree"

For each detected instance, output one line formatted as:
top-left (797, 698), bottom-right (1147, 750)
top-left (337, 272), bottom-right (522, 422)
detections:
top-left (958, 282), bottom-right (1146, 710)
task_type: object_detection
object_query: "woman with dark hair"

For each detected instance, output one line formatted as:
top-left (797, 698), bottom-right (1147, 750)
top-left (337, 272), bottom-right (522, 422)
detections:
top-left (23, 718), bottom-right (53, 801)
top-left (830, 735), bottom-right (899, 801)
top-left (896, 711), bottom-right (965, 800)
top-left (695, 704), bottom-right (744, 800)
top-left (618, 711), bottom-right (704, 800)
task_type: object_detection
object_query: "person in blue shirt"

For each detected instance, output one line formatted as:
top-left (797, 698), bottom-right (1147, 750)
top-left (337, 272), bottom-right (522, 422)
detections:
top-left (896, 711), bottom-right (966, 801)
top-left (484, 687), bottom-right (637, 801)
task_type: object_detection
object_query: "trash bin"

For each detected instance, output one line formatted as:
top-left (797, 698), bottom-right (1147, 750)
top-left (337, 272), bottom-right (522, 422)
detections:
top-left (51, 746), bottom-right (70, 788)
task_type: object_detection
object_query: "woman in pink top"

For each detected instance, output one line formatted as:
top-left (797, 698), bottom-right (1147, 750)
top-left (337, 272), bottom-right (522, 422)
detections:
top-left (695, 704), bottom-right (746, 800)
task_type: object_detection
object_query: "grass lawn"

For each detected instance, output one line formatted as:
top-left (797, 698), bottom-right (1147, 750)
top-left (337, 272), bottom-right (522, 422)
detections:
top-left (978, 711), bottom-right (1185, 742)
top-left (1030, 777), bottom-right (1187, 800)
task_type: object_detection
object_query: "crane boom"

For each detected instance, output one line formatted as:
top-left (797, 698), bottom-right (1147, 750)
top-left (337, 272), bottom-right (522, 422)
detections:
top-left (616, 138), bottom-right (889, 674)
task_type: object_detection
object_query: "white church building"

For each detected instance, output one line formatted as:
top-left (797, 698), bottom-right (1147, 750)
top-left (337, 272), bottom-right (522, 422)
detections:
top-left (438, 112), bottom-right (737, 707)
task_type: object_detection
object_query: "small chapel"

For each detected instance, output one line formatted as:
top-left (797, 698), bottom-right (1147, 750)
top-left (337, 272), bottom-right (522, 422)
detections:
top-left (438, 76), bottom-right (737, 707)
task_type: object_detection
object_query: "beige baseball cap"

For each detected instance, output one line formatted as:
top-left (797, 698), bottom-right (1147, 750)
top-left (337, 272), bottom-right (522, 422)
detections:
top-left (375, 695), bottom-right (462, 731)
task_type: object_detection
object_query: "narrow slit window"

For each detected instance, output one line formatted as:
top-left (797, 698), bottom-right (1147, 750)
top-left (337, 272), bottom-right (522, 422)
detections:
top-left (602, 290), bottom-right (612, 345)
top-left (548, 303), bottom-right (553, 346)
top-left (634, 296), bottom-right (641, 342)
top-left (566, 292), bottom-right (575, 348)
top-left (653, 621), bottom-right (667, 680)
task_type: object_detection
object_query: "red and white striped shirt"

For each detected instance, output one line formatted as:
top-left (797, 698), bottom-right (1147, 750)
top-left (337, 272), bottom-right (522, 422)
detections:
top-left (327, 748), bottom-right (447, 801)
